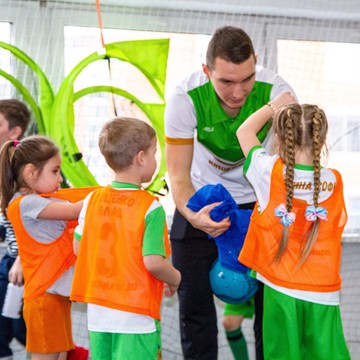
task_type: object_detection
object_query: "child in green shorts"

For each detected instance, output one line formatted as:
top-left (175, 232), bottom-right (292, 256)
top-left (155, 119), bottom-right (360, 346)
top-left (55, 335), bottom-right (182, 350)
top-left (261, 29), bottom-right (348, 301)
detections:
top-left (236, 94), bottom-right (350, 359)
top-left (71, 117), bottom-right (181, 360)
top-left (223, 299), bottom-right (254, 360)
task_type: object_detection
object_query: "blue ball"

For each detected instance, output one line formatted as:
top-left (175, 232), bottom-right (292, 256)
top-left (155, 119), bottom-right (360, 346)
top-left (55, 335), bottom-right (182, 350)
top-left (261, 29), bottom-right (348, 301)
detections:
top-left (209, 258), bottom-right (258, 304)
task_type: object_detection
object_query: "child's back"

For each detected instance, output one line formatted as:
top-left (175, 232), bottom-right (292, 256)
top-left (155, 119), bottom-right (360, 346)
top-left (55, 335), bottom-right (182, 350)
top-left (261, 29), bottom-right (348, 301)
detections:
top-left (236, 94), bottom-right (350, 359)
top-left (71, 117), bottom-right (181, 360)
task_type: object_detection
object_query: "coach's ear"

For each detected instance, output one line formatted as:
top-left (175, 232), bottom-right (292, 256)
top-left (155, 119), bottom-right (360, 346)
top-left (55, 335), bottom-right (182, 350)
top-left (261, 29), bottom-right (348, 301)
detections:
top-left (202, 63), bottom-right (210, 79)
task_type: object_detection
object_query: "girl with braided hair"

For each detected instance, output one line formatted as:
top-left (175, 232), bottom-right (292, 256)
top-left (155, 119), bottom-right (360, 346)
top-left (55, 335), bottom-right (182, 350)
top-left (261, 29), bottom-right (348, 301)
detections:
top-left (236, 92), bottom-right (350, 360)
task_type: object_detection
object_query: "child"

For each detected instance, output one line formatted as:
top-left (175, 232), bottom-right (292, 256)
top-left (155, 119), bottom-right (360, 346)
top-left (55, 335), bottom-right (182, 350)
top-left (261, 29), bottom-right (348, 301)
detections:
top-left (223, 301), bottom-right (254, 360)
top-left (236, 92), bottom-right (350, 359)
top-left (0, 99), bottom-right (30, 360)
top-left (70, 117), bottom-right (181, 360)
top-left (0, 135), bottom-right (86, 360)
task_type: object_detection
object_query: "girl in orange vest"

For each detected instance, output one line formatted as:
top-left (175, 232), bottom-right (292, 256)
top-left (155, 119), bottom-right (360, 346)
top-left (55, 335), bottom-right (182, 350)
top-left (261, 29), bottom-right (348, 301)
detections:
top-left (236, 92), bottom-right (350, 359)
top-left (0, 135), bottom-right (87, 360)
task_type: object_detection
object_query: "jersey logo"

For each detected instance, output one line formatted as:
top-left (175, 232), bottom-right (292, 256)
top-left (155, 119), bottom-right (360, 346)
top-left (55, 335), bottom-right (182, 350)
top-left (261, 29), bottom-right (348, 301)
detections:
top-left (203, 127), bottom-right (215, 132)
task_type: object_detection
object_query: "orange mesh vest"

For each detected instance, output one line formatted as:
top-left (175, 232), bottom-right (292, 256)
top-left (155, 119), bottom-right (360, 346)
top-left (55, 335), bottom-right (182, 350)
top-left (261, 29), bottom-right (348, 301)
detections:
top-left (7, 187), bottom-right (97, 301)
top-left (239, 159), bottom-right (347, 292)
top-left (70, 186), bottom-right (171, 320)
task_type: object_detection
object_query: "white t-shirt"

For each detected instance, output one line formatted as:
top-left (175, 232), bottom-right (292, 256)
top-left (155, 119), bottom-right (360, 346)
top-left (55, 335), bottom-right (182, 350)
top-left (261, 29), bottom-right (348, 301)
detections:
top-left (165, 66), bottom-right (297, 204)
top-left (17, 193), bottom-right (74, 296)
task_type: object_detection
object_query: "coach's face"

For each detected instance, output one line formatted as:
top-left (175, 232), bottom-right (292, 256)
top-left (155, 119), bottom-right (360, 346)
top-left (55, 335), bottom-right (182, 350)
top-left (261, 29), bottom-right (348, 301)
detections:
top-left (203, 56), bottom-right (256, 117)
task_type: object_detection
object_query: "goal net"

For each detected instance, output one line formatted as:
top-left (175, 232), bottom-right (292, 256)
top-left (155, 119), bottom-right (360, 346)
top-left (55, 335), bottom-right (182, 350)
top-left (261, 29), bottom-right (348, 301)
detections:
top-left (0, 1), bottom-right (359, 359)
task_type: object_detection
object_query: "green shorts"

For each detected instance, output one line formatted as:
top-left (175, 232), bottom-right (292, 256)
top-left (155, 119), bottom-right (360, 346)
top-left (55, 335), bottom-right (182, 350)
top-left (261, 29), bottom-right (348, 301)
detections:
top-left (223, 297), bottom-right (255, 318)
top-left (89, 320), bottom-right (162, 360)
top-left (263, 285), bottom-right (350, 360)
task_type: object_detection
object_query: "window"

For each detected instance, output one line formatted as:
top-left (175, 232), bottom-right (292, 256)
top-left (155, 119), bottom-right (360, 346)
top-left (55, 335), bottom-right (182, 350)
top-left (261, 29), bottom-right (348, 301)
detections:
top-left (64, 26), bottom-right (210, 215)
top-left (277, 40), bottom-right (360, 234)
top-left (0, 22), bottom-right (11, 98)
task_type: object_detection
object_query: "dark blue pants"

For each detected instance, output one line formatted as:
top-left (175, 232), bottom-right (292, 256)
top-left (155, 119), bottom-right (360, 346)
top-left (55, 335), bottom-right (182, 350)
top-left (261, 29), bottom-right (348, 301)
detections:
top-left (254, 281), bottom-right (264, 360)
top-left (170, 211), bottom-right (219, 360)
top-left (0, 254), bottom-right (26, 357)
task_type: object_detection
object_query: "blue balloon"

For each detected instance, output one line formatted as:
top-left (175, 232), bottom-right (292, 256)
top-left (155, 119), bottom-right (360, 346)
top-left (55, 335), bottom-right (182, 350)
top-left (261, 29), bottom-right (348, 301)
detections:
top-left (209, 258), bottom-right (258, 304)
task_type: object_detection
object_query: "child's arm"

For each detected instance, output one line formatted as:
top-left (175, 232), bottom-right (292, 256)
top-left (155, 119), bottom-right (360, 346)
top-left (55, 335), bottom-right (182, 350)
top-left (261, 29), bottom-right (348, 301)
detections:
top-left (72, 192), bottom-right (92, 256)
top-left (143, 255), bottom-right (181, 296)
top-left (236, 91), bottom-right (296, 158)
top-left (73, 237), bottom-right (80, 256)
top-left (37, 200), bottom-right (83, 221)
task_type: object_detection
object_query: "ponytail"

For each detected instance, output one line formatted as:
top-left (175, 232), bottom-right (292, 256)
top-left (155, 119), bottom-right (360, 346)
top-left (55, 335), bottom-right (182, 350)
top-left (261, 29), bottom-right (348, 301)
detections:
top-left (0, 140), bottom-right (23, 215)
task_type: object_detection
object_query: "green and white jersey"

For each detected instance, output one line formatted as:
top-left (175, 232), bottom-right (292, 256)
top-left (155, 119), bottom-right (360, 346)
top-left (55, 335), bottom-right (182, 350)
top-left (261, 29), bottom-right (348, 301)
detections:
top-left (245, 146), bottom-right (337, 213)
top-left (165, 66), bottom-right (296, 204)
top-left (246, 147), bottom-right (340, 305)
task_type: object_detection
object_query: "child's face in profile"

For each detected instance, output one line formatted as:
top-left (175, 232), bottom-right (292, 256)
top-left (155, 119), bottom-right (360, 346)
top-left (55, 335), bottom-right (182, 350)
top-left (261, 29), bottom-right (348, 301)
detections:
top-left (141, 137), bottom-right (157, 184)
top-left (31, 153), bottom-right (63, 194)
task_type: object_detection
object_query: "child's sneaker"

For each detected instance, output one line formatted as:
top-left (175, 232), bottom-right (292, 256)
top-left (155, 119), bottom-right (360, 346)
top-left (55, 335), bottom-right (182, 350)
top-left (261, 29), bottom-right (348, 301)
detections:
top-left (67, 345), bottom-right (89, 360)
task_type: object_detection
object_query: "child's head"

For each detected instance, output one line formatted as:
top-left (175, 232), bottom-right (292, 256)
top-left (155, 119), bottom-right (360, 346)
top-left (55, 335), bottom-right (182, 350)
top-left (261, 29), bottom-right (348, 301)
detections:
top-left (271, 103), bottom-right (329, 263)
top-left (272, 103), bottom-right (328, 161)
top-left (99, 117), bottom-right (157, 181)
top-left (0, 135), bottom-right (61, 214)
top-left (0, 99), bottom-right (31, 146)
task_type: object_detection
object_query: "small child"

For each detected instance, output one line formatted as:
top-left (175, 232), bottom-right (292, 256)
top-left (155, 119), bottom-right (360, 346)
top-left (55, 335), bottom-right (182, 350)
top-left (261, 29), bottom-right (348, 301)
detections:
top-left (236, 92), bottom-right (350, 359)
top-left (0, 99), bottom-right (30, 360)
top-left (71, 117), bottom-right (181, 360)
top-left (223, 300), bottom-right (254, 360)
top-left (0, 135), bottom-right (87, 360)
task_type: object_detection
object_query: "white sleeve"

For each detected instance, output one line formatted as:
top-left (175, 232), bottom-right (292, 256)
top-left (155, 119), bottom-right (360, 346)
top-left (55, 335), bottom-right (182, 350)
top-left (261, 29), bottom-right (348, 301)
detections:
top-left (245, 148), bottom-right (279, 212)
top-left (164, 84), bottom-right (197, 139)
top-left (74, 192), bottom-right (93, 239)
top-left (270, 74), bottom-right (298, 100)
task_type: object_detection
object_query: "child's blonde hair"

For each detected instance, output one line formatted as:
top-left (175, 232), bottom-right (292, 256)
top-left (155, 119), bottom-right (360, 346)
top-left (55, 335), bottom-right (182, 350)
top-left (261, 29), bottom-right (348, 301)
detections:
top-left (99, 117), bottom-right (156, 171)
top-left (272, 103), bottom-right (328, 264)
top-left (0, 135), bottom-right (59, 215)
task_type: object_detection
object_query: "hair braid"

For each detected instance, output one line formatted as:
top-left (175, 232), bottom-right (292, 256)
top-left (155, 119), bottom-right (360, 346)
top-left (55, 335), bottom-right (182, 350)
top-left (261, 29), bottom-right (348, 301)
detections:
top-left (274, 108), bottom-right (296, 261)
top-left (284, 109), bottom-right (296, 213)
top-left (312, 111), bottom-right (322, 207)
top-left (299, 108), bottom-right (324, 263)
top-left (272, 103), bottom-right (329, 265)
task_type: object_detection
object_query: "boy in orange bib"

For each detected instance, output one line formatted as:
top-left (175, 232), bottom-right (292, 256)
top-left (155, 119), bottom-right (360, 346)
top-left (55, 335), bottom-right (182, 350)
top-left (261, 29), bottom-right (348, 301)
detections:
top-left (71, 117), bottom-right (181, 360)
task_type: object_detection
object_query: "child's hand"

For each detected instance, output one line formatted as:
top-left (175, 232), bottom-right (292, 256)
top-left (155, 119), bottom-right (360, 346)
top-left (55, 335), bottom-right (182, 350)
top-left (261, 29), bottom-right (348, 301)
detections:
top-left (269, 92), bottom-right (297, 111)
top-left (164, 284), bottom-right (171, 297)
top-left (9, 256), bottom-right (24, 285)
top-left (164, 270), bottom-right (181, 297)
top-left (164, 283), bottom-right (177, 297)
